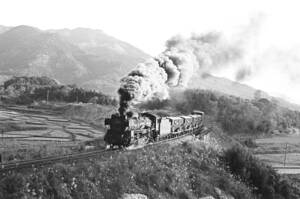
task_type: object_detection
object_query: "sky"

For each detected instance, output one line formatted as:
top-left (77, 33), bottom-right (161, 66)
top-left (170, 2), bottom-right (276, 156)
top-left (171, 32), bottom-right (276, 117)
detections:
top-left (1, 0), bottom-right (300, 103)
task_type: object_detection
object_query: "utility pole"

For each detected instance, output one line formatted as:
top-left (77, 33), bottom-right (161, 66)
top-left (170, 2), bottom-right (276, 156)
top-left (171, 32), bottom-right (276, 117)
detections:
top-left (1, 129), bottom-right (3, 145)
top-left (46, 89), bottom-right (49, 104)
top-left (76, 90), bottom-right (79, 103)
top-left (1, 130), bottom-right (3, 164)
top-left (283, 143), bottom-right (288, 167)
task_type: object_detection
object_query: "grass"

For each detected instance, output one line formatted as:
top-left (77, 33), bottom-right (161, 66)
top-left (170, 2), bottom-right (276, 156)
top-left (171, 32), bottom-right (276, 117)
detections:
top-left (0, 140), bottom-right (79, 162)
top-left (0, 140), bottom-right (255, 199)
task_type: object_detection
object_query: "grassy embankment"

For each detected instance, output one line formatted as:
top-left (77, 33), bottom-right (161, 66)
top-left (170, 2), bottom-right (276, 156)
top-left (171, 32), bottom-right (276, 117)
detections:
top-left (0, 138), bottom-right (254, 199)
top-left (2, 135), bottom-right (300, 199)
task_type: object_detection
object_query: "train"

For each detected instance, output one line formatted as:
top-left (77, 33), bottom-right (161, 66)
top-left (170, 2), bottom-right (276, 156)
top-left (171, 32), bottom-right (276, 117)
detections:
top-left (104, 110), bottom-right (205, 148)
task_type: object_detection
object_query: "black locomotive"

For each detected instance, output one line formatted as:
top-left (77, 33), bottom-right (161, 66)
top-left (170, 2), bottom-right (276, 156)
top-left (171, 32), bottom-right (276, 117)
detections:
top-left (104, 110), bottom-right (204, 148)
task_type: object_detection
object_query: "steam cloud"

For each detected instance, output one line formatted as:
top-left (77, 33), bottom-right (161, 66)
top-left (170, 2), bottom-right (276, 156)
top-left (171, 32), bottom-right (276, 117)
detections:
top-left (118, 32), bottom-right (244, 115)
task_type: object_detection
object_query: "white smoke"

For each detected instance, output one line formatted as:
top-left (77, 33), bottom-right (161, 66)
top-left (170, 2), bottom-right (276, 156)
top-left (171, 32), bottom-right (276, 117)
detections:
top-left (121, 59), bottom-right (169, 102)
top-left (118, 32), bottom-right (244, 114)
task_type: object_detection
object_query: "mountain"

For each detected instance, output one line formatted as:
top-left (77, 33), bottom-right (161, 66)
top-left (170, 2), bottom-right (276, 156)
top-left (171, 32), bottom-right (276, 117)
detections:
top-left (189, 73), bottom-right (264, 99)
top-left (189, 73), bottom-right (300, 111)
top-left (0, 25), bottom-right (299, 110)
top-left (0, 25), bottom-right (150, 94)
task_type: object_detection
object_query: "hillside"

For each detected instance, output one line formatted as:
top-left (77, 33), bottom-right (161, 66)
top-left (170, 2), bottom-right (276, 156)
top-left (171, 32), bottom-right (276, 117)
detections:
top-left (50, 28), bottom-right (151, 93)
top-left (189, 73), bottom-right (300, 111)
top-left (189, 73), bottom-right (265, 99)
top-left (0, 76), bottom-right (117, 106)
top-left (1, 129), bottom-right (298, 199)
top-left (1, 77), bottom-right (300, 198)
top-left (0, 25), bottom-right (150, 94)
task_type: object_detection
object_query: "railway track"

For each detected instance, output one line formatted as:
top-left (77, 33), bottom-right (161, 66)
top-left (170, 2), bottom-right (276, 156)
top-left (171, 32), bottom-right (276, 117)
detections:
top-left (0, 127), bottom-right (210, 173)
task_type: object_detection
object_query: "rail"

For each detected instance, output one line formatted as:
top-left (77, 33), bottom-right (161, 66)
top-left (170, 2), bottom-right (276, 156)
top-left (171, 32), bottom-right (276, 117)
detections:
top-left (0, 126), bottom-right (210, 173)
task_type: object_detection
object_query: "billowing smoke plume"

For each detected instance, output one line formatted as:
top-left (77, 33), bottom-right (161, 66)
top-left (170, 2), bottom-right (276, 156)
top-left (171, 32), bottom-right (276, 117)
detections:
top-left (118, 32), bottom-right (244, 115)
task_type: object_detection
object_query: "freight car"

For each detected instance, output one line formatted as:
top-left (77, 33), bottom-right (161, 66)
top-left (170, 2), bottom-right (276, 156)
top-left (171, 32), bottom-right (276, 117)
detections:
top-left (104, 110), bottom-right (204, 148)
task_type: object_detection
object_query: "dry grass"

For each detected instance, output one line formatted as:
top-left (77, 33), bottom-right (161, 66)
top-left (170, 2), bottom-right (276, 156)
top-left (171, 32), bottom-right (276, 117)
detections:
top-left (0, 140), bottom-right (255, 199)
top-left (62, 103), bottom-right (117, 130)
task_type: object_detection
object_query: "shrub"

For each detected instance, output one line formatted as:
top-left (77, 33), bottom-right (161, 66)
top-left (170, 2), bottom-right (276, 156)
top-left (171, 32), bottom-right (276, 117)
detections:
top-left (222, 145), bottom-right (299, 199)
top-left (0, 173), bottom-right (26, 199)
top-left (243, 138), bottom-right (257, 148)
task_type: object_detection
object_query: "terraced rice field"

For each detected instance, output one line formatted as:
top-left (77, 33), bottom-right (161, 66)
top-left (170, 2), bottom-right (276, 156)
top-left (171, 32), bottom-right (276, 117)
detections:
top-left (0, 107), bottom-right (105, 143)
top-left (255, 134), bottom-right (300, 174)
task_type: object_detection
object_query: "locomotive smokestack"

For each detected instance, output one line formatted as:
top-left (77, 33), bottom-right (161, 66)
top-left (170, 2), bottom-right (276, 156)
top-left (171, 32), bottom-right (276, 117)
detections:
top-left (118, 87), bottom-right (132, 116)
top-left (118, 32), bottom-right (244, 114)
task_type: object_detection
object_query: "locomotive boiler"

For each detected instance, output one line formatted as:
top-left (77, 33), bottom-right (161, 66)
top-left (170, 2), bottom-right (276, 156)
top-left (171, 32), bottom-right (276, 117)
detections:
top-left (104, 110), bottom-right (204, 148)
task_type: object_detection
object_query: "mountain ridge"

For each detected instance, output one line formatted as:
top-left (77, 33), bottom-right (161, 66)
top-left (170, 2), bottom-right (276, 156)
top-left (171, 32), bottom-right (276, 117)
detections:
top-left (0, 25), bottom-right (150, 92)
top-left (189, 73), bottom-right (300, 111)
top-left (0, 25), bottom-right (299, 111)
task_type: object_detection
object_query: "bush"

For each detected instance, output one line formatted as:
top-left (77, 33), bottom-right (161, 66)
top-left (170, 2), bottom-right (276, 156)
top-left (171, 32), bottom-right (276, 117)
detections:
top-left (222, 145), bottom-right (299, 199)
top-left (0, 173), bottom-right (26, 199)
top-left (243, 138), bottom-right (257, 148)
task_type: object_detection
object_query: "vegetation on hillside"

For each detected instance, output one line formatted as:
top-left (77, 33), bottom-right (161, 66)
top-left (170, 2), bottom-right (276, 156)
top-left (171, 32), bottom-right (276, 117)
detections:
top-left (0, 141), bottom-right (255, 199)
top-left (4, 76), bottom-right (300, 137)
top-left (3, 76), bottom-right (58, 89)
top-left (223, 145), bottom-right (300, 199)
top-left (2, 78), bottom-right (300, 198)
top-left (0, 76), bottom-right (117, 106)
top-left (1, 141), bottom-right (299, 199)
top-left (141, 89), bottom-right (300, 135)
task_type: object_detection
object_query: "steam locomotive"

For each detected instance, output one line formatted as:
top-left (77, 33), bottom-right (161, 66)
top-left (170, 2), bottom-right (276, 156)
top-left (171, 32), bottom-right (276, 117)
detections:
top-left (104, 110), bottom-right (204, 148)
